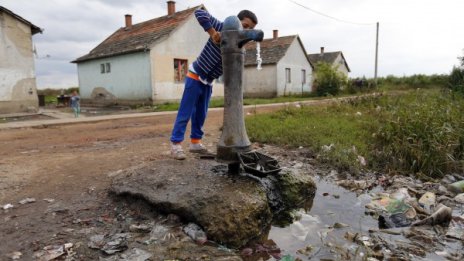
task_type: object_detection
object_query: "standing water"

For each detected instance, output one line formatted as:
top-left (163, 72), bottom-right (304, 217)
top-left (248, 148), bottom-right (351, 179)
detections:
top-left (256, 42), bottom-right (262, 70)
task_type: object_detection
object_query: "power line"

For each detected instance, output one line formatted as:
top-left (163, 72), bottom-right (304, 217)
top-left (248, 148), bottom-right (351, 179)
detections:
top-left (288, 0), bottom-right (375, 26)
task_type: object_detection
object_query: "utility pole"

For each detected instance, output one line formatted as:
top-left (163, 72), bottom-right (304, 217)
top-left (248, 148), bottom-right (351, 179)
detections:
top-left (374, 22), bottom-right (379, 86)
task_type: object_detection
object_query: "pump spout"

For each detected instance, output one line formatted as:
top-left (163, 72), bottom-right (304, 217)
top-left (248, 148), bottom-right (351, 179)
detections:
top-left (238, 29), bottom-right (264, 48)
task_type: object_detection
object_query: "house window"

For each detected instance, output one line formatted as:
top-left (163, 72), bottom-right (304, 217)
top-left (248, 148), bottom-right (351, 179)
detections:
top-left (100, 63), bottom-right (111, 73)
top-left (285, 68), bottom-right (291, 83)
top-left (301, 69), bottom-right (306, 84)
top-left (174, 59), bottom-right (188, 82)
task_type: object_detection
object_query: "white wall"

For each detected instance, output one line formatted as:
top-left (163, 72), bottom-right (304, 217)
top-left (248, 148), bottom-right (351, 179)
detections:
top-left (0, 11), bottom-right (38, 113)
top-left (244, 64), bottom-right (277, 98)
top-left (150, 14), bottom-right (224, 102)
top-left (77, 52), bottom-right (152, 103)
top-left (276, 38), bottom-right (312, 96)
top-left (333, 54), bottom-right (350, 76)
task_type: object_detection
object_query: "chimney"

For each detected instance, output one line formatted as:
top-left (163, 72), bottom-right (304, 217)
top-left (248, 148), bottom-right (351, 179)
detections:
top-left (125, 14), bottom-right (132, 27)
top-left (167, 1), bottom-right (176, 16)
top-left (320, 47), bottom-right (325, 55)
top-left (273, 29), bottom-right (278, 40)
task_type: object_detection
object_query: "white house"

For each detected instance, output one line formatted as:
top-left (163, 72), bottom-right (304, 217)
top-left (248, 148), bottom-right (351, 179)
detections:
top-left (307, 47), bottom-right (351, 76)
top-left (0, 6), bottom-right (42, 114)
top-left (72, 1), bottom-right (223, 106)
top-left (243, 30), bottom-right (313, 98)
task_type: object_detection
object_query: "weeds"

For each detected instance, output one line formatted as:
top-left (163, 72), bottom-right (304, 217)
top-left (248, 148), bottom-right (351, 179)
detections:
top-left (371, 89), bottom-right (464, 178)
top-left (246, 88), bottom-right (464, 179)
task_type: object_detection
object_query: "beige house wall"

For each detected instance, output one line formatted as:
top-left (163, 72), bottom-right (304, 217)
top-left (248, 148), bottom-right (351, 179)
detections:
top-left (0, 11), bottom-right (38, 114)
top-left (243, 65), bottom-right (277, 98)
top-left (333, 54), bottom-right (350, 76)
top-left (150, 14), bottom-right (224, 103)
top-left (276, 39), bottom-right (312, 96)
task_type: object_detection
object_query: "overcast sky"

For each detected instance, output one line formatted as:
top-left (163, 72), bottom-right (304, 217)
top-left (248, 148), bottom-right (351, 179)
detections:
top-left (1, 0), bottom-right (463, 89)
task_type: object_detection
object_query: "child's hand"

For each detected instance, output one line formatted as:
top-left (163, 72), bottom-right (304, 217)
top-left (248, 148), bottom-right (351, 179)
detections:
top-left (211, 31), bottom-right (221, 45)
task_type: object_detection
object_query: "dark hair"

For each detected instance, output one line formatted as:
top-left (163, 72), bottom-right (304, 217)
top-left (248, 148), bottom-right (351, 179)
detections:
top-left (237, 10), bottom-right (258, 25)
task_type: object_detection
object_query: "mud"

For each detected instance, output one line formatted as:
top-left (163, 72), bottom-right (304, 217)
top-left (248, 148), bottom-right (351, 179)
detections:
top-left (1, 108), bottom-right (463, 260)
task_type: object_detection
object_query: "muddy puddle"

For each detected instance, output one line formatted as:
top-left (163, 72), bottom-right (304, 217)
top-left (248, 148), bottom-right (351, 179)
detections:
top-left (243, 175), bottom-right (463, 261)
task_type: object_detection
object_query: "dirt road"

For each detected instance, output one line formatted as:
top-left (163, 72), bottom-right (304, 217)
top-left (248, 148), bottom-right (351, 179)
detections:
top-left (0, 109), bottom-right (234, 259)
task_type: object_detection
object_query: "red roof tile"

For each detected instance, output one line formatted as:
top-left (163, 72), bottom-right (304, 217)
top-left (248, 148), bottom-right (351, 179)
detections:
top-left (0, 6), bottom-right (42, 35)
top-left (244, 35), bottom-right (312, 68)
top-left (73, 5), bottom-right (201, 63)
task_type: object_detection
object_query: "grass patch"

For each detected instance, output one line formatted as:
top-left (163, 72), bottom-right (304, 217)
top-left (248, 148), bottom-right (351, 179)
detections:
top-left (152, 94), bottom-right (323, 112)
top-left (246, 88), bottom-right (464, 179)
top-left (246, 99), bottom-right (374, 172)
top-left (45, 95), bottom-right (57, 105)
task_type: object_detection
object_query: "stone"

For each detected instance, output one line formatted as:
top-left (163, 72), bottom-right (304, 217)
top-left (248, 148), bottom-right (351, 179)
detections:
top-left (111, 160), bottom-right (314, 247)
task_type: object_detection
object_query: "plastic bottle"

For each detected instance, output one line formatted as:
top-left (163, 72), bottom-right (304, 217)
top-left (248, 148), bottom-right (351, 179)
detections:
top-left (183, 223), bottom-right (207, 244)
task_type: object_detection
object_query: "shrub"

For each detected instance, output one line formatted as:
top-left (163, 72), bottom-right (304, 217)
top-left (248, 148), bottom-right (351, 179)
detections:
top-left (376, 74), bottom-right (448, 90)
top-left (448, 66), bottom-right (464, 94)
top-left (313, 62), bottom-right (347, 96)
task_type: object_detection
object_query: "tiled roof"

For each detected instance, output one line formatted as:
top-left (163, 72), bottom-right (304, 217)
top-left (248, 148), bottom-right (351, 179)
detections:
top-left (307, 51), bottom-right (351, 72)
top-left (0, 6), bottom-right (42, 35)
top-left (73, 5), bottom-right (201, 63)
top-left (244, 35), bottom-right (313, 68)
top-left (244, 35), bottom-right (295, 66)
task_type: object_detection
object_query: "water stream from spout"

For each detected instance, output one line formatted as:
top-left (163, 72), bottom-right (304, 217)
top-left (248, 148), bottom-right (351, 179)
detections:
top-left (256, 42), bottom-right (262, 70)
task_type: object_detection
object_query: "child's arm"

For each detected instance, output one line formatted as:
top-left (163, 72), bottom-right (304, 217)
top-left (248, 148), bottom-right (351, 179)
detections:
top-left (195, 8), bottom-right (221, 44)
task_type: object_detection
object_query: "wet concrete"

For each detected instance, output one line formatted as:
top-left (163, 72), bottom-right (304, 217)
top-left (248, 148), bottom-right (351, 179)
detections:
top-left (110, 158), bottom-right (316, 248)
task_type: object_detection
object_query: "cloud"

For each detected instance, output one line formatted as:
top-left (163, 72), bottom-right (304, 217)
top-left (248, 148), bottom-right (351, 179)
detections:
top-left (1, 0), bottom-right (463, 88)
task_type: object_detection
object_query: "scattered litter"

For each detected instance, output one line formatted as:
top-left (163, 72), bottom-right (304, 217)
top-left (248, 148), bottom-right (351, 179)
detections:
top-left (100, 248), bottom-right (152, 261)
top-left (435, 250), bottom-right (448, 256)
top-left (321, 143), bottom-right (334, 152)
top-left (337, 180), bottom-right (370, 191)
top-left (240, 248), bottom-right (253, 256)
top-left (367, 196), bottom-right (412, 214)
top-left (129, 224), bottom-right (152, 233)
top-left (333, 222), bottom-right (350, 229)
top-left (183, 223), bottom-right (207, 244)
top-left (379, 212), bottom-right (412, 228)
top-left (454, 193), bottom-right (464, 204)
top-left (33, 243), bottom-right (73, 261)
top-left (390, 188), bottom-right (411, 201)
top-left (290, 221), bottom-right (310, 241)
top-left (6, 251), bottom-right (22, 260)
top-left (418, 192), bottom-right (436, 214)
top-left (446, 216), bottom-right (464, 240)
top-left (357, 155), bottom-right (367, 166)
top-left (296, 244), bottom-right (314, 256)
top-left (368, 228), bottom-right (402, 235)
top-left (280, 254), bottom-right (296, 261)
top-left (144, 224), bottom-right (171, 244)
top-left (19, 198), bottom-right (36, 204)
top-left (43, 198), bottom-right (55, 203)
top-left (448, 180), bottom-right (464, 193)
top-left (88, 233), bottom-right (129, 255)
top-left (2, 203), bottom-right (14, 210)
top-left (412, 204), bottom-right (452, 226)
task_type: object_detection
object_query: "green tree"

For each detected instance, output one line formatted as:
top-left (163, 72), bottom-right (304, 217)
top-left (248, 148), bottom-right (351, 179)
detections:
top-left (313, 62), bottom-right (347, 96)
top-left (448, 52), bottom-right (464, 94)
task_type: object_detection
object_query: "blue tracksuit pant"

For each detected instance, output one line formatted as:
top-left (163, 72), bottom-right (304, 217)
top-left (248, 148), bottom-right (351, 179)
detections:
top-left (170, 76), bottom-right (212, 143)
